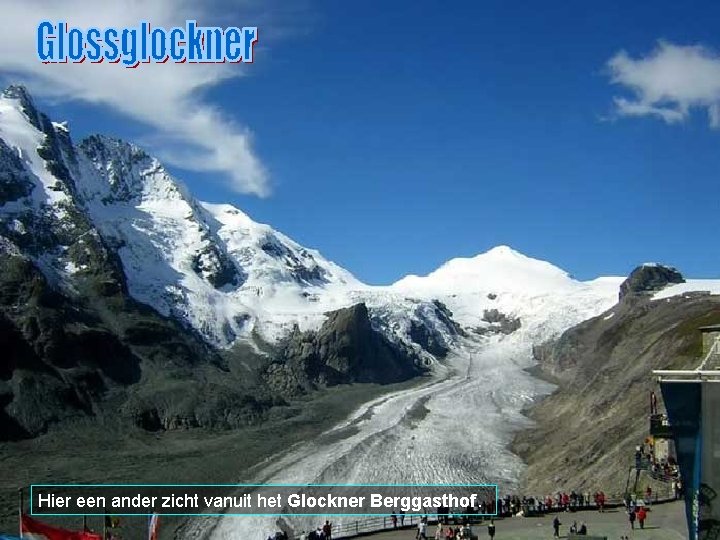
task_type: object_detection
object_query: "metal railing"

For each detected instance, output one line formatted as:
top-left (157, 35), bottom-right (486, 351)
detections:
top-left (299, 495), bottom-right (680, 540)
top-left (330, 514), bottom-right (420, 539)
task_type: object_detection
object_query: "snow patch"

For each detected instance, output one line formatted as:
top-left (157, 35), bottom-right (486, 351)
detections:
top-left (653, 279), bottom-right (720, 300)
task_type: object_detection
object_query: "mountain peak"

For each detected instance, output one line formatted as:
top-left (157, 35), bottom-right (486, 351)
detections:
top-left (484, 245), bottom-right (520, 256)
top-left (392, 245), bottom-right (576, 294)
top-left (619, 264), bottom-right (685, 301)
top-left (469, 245), bottom-right (534, 263)
top-left (2, 84), bottom-right (34, 105)
top-left (2, 85), bottom-right (42, 130)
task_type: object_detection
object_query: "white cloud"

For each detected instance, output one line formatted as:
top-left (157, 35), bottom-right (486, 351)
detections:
top-left (0, 0), bottom-right (273, 196)
top-left (606, 41), bottom-right (720, 129)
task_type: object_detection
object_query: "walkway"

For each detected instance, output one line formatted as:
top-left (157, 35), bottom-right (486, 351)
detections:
top-left (350, 502), bottom-right (687, 540)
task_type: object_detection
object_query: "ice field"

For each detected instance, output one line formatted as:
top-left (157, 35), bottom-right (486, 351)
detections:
top-left (188, 334), bottom-right (555, 540)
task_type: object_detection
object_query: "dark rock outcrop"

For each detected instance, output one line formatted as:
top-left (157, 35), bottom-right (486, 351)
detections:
top-left (0, 248), bottom-right (270, 441)
top-left (619, 264), bottom-right (684, 301)
top-left (407, 300), bottom-right (464, 357)
top-left (470, 308), bottom-right (522, 336)
top-left (482, 308), bottom-right (521, 334)
top-left (265, 303), bottom-right (424, 395)
top-left (260, 235), bottom-right (329, 285)
top-left (409, 320), bottom-right (447, 358)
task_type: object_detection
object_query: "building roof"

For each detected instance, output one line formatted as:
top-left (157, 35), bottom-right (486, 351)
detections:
top-left (699, 324), bottom-right (720, 332)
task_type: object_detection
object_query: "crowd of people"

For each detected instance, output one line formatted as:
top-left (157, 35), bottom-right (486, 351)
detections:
top-left (633, 435), bottom-right (683, 501)
top-left (552, 516), bottom-right (589, 537)
top-left (636, 438), bottom-right (680, 483)
top-left (291, 479), bottom-right (670, 540)
top-left (489, 491), bottom-right (609, 517)
top-left (297, 521), bottom-right (333, 540)
top-left (290, 486), bottom-right (663, 540)
top-left (411, 515), bottom-right (500, 540)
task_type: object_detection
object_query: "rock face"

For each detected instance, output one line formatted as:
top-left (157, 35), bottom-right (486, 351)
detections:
top-left (0, 245), bottom-right (275, 440)
top-left (482, 308), bottom-right (522, 334)
top-left (408, 300), bottom-right (464, 358)
top-left (514, 290), bottom-right (720, 495)
top-left (265, 303), bottom-right (424, 395)
top-left (0, 88), bottom-right (278, 440)
top-left (619, 264), bottom-right (685, 301)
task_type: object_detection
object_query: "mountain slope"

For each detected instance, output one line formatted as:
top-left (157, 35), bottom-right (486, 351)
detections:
top-left (513, 265), bottom-right (720, 495)
top-left (0, 86), bottom-right (439, 440)
top-left (75, 135), bottom-right (363, 345)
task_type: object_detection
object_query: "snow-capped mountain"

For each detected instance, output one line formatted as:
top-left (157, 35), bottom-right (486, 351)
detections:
top-left (389, 246), bottom-right (625, 345)
top-left (2, 84), bottom-right (715, 360)
top-left (74, 133), bottom-right (364, 345)
top-left (0, 86), bottom-right (369, 347)
top-left (0, 85), bottom-right (620, 356)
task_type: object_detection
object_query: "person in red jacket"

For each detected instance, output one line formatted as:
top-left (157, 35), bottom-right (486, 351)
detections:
top-left (637, 507), bottom-right (647, 529)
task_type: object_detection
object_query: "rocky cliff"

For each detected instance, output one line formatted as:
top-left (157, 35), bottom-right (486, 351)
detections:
top-left (265, 303), bottom-right (426, 395)
top-left (514, 265), bottom-right (720, 495)
top-left (618, 264), bottom-right (685, 301)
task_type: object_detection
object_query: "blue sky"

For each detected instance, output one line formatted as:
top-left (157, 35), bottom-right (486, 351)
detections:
top-left (4, 1), bottom-right (720, 284)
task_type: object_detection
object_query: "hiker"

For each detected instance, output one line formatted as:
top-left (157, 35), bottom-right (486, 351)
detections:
top-left (391, 513), bottom-right (397, 528)
top-left (578, 523), bottom-right (587, 536)
top-left (628, 509), bottom-right (636, 530)
top-left (435, 524), bottom-right (443, 540)
top-left (400, 511), bottom-right (406, 526)
top-left (637, 506), bottom-right (647, 529)
top-left (487, 520), bottom-right (495, 539)
top-left (445, 524), bottom-right (454, 540)
top-left (323, 521), bottom-right (332, 540)
top-left (569, 521), bottom-right (578, 534)
top-left (553, 516), bottom-right (561, 538)
top-left (645, 486), bottom-right (652, 505)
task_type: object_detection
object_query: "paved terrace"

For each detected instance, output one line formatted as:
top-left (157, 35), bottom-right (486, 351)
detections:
top-left (336, 502), bottom-right (687, 540)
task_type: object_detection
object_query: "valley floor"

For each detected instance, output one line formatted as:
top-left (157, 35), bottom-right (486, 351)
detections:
top-left (0, 380), bottom-right (425, 540)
